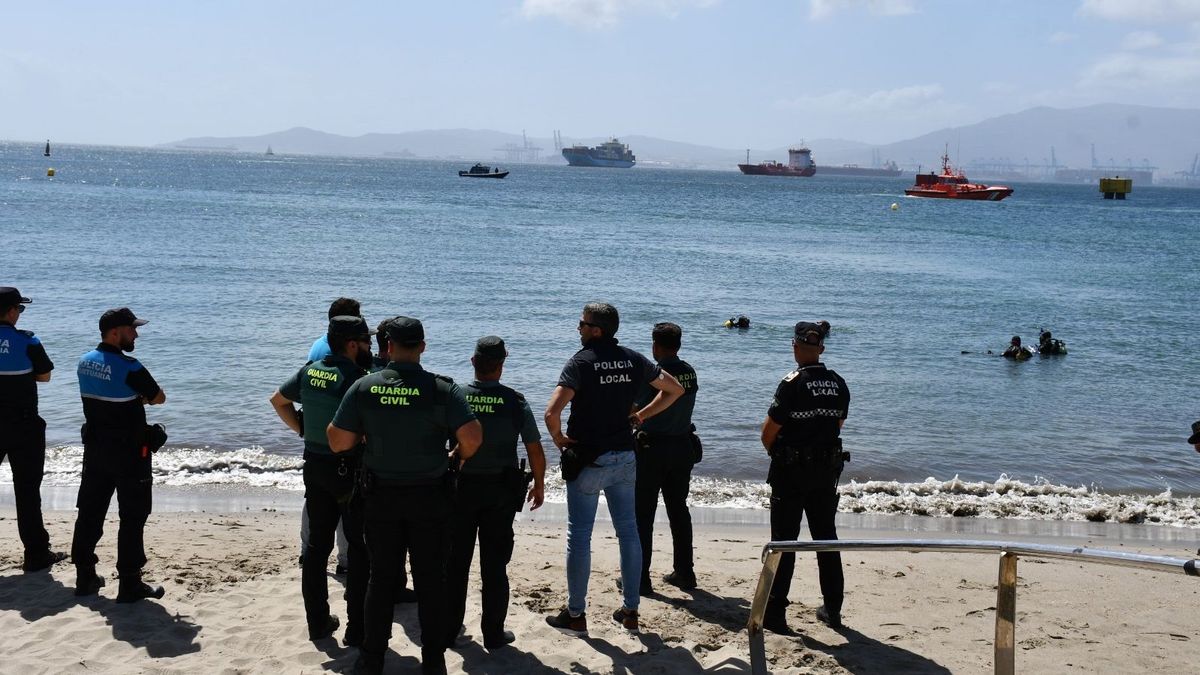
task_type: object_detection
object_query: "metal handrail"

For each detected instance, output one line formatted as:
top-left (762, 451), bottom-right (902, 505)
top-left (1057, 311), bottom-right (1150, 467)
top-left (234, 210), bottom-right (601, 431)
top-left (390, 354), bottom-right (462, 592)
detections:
top-left (747, 539), bottom-right (1199, 675)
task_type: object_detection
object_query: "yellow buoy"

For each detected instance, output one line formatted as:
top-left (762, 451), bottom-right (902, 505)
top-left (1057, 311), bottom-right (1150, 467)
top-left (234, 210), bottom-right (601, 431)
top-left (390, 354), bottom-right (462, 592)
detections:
top-left (890, 202), bottom-right (898, 210)
top-left (47, 168), bottom-right (56, 177)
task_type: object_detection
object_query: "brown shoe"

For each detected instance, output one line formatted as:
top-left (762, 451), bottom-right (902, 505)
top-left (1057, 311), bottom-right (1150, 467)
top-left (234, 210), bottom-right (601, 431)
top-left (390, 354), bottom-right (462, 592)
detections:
top-left (545, 608), bottom-right (588, 636)
top-left (612, 607), bottom-right (639, 632)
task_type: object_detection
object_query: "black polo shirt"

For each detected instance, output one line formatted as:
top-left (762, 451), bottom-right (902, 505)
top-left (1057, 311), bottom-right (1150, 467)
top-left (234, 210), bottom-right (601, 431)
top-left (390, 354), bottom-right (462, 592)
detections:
top-left (557, 337), bottom-right (660, 452)
top-left (767, 362), bottom-right (849, 448)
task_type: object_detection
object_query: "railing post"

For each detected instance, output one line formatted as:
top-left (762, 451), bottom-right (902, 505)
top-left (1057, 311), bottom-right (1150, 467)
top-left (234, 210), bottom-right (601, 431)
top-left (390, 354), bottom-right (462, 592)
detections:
top-left (994, 551), bottom-right (1018, 675)
top-left (748, 550), bottom-right (782, 675)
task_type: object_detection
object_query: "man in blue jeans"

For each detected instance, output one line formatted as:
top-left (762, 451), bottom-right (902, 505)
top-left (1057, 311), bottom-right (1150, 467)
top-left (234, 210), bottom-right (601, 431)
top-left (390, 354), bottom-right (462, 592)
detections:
top-left (544, 302), bottom-right (683, 635)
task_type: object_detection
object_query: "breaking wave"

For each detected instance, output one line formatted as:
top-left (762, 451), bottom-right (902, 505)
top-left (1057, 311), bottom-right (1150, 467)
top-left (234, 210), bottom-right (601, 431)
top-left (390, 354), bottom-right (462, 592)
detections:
top-left (4, 446), bottom-right (1197, 528)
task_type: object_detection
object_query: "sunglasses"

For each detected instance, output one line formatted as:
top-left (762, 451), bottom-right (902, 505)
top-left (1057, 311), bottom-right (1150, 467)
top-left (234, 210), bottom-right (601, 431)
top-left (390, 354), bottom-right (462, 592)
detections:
top-left (579, 320), bottom-right (601, 329)
top-left (16, 305), bottom-right (25, 314)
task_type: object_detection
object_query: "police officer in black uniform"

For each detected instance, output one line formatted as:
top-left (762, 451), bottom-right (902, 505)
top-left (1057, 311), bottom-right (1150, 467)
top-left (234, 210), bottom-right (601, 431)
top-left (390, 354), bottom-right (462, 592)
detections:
top-left (760, 321), bottom-right (850, 633)
top-left (446, 336), bottom-right (546, 649)
top-left (0, 287), bottom-right (67, 572)
top-left (71, 307), bottom-right (167, 602)
top-left (634, 322), bottom-right (700, 594)
top-left (271, 316), bottom-right (374, 643)
top-left (327, 317), bottom-right (482, 675)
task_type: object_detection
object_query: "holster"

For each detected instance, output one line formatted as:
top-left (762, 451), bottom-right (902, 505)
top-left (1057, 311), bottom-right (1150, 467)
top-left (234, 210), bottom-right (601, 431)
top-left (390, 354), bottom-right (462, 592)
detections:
top-left (503, 461), bottom-right (534, 512)
top-left (560, 443), bottom-right (602, 483)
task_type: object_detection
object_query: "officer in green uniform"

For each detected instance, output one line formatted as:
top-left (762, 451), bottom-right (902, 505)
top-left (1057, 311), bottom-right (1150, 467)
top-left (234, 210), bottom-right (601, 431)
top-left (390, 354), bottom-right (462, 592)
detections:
top-left (446, 336), bottom-right (546, 650)
top-left (634, 322), bottom-right (700, 594)
top-left (327, 317), bottom-right (482, 675)
top-left (270, 316), bottom-right (373, 643)
top-left (371, 317), bottom-right (417, 604)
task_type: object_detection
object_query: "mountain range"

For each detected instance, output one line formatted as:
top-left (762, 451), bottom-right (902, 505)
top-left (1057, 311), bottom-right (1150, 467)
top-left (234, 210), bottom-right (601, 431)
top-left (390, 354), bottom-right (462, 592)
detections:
top-left (162, 104), bottom-right (1200, 175)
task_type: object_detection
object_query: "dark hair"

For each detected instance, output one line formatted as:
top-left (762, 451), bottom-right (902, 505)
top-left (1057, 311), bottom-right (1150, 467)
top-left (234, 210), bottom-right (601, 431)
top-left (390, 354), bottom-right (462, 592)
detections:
top-left (376, 319), bottom-right (390, 352)
top-left (328, 297), bottom-right (361, 319)
top-left (329, 333), bottom-right (354, 355)
top-left (473, 354), bottom-right (505, 377)
top-left (652, 322), bottom-right (682, 351)
top-left (583, 302), bottom-right (619, 338)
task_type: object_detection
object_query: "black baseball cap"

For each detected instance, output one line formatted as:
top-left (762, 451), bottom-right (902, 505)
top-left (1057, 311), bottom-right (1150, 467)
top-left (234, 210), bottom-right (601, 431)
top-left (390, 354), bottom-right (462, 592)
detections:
top-left (328, 315), bottom-right (374, 340)
top-left (0, 287), bottom-right (31, 307)
top-left (99, 307), bottom-right (148, 333)
top-left (474, 335), bottom-right (508, 360)
top-left (1188, 420), bottom-right (1200, 445)
top-left (386, 316), bottom-right (424, 345)
top-left (793, 321), bottom-right (826, 346)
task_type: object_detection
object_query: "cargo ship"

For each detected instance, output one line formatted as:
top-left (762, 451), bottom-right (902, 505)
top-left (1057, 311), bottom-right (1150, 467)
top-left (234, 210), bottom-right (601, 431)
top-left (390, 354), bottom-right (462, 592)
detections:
top-left (905, 150), bottom-right (1013, 201)
top-left (562, 138), bottom-right (636, 168)
top-left (737, 147), bottom-right (815, 177)
top-left (816, 160), bottom-right (902, 177)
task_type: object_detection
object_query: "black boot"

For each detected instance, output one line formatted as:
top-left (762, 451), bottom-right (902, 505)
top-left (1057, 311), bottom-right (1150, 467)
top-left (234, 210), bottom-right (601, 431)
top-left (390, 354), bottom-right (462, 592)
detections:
top-left (74, 567), bottom-right (105, 597)
top-left (116, 578), bottom-right (165, 603)
top-left (763, 602), bottom-right (792, 635)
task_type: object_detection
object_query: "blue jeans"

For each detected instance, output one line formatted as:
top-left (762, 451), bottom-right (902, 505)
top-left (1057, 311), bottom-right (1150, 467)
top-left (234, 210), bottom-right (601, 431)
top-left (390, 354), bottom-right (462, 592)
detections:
top-left (566, 450), bottom-right (642, 616)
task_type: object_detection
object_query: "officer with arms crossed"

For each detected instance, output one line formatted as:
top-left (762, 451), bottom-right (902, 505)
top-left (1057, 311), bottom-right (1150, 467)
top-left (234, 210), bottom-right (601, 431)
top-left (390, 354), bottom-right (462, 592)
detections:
top-left (544, 302), bottom-right (683, 635)
top-left (0, 287), bottom-right (67, 572)
top-left (634, 322), bottom-right (699, 594)
top-left (447, 336), bottom-right (546, 650)
top-left (270, 316), bottom-right (374, 643)
top-left (327, 317), bottom-right (482, 675)
top-left (760, 321), bottom-right (850, 633)
top-left (72, 307), bottom-right (167, 602)
top-left (300, 297), bottom-right (361, 574)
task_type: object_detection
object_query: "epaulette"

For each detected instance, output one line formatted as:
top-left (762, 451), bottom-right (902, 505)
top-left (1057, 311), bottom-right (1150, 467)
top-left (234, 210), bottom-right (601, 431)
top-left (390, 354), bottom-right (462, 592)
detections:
top-left (513, 390), bottom-right (526, 403)
top-left (434, 373), bottom-right (455, 384)
top-left (782, 370), bottom-right (800, 383)
top-left (17, 328), bottom-right (36, 338)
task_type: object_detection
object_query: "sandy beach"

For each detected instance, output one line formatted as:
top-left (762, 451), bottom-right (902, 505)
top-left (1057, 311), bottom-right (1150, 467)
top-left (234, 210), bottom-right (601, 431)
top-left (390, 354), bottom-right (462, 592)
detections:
top-left (1, 496), bottom-right (1198, 674)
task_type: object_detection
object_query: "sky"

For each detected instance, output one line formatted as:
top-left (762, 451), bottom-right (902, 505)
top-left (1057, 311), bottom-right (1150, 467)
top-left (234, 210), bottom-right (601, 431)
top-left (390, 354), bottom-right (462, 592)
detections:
top-left (3, 0), bottom-right (1200, 148)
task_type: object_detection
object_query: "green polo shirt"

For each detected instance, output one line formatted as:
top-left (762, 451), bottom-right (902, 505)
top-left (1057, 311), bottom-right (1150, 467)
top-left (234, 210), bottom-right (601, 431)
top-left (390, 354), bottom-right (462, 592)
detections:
top-left (635, 355), bottom-right (698, 436)
top-left (331, 361), bottom-right (475, 481)
top-left (279, 354), bottom-right (366, 456)
top-left (461, 379), bottom-right (541, 475)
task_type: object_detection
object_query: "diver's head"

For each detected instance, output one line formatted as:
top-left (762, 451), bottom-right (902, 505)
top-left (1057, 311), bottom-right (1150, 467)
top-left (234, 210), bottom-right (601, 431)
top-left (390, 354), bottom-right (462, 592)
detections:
top-left (1011, 336), bottom-right (1021, 346)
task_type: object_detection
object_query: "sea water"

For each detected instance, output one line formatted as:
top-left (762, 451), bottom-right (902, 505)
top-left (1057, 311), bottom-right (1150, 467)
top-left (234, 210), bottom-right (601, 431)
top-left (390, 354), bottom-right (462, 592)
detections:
top-left (3, 143), bottom-right (1199, 525)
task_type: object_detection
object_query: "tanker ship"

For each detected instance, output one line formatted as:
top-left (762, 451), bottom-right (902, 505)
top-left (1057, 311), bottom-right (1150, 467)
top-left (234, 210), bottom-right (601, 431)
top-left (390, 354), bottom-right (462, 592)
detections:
top-left (737, 147), bottom-right (815, 177)
top-left (562, 138), bottom-right (636, 168)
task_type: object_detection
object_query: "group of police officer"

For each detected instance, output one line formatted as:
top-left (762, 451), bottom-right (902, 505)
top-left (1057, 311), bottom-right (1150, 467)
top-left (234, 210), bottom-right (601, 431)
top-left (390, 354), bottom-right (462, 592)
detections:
top-left (1, 287), bottom-right (167, 603)
top-left (3, 285), bottom-right (855, 674)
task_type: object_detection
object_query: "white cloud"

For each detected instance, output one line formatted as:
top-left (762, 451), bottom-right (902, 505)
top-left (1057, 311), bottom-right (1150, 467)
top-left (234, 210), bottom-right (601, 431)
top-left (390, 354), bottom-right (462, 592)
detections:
top-left (777, 84), bottom-right (944, 113)
top-left (1079, 52), bottom-right (1200, 88)
top-left (1048, 31), bottom-right (1078, 44)
top-left (520, 0), bottom-right (716, 28)
top-left (1079, 0), bottom-right (1200, 23)
top-left (1121, 30), bottom-right (1164, 50)
top-left (809, 0), bottom-right (917, 20)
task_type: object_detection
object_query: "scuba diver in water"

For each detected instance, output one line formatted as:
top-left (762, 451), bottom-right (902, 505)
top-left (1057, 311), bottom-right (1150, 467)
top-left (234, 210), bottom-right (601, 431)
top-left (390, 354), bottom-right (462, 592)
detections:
top-left (1038, 330), bottom-right (1068, 355)
top-left (724, 315), bottom-right (751, 329)
top-left (1002, 336), bottom-right (1034, 361)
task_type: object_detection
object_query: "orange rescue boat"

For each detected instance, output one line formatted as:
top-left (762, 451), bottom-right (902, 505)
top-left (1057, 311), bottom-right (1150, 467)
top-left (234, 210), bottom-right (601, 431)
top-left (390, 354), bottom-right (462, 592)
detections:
top-left (905, 149), bottom-right (1013, 201)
